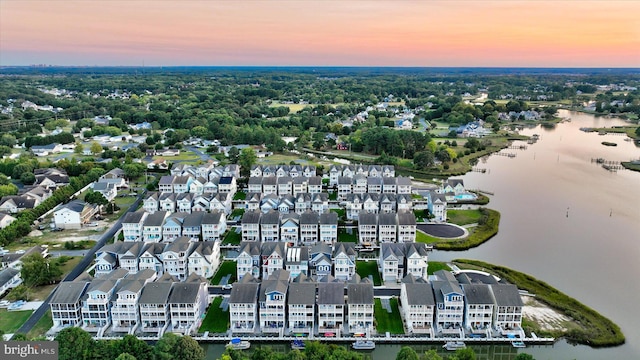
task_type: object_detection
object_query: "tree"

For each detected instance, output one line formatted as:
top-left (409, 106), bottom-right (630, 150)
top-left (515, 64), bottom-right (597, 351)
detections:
top-left (413, 151), bottom-right (435, 169)
top-left (56, 327), bottom-right (94, 360)
top-left (153, 333), bottom-right (180, 360)
top-left (421, 350), bottom-right (443, 360)
top-left (238, 147), bottom-right (257, 177)
top-left (20, 253), bottom-right (63, 287)
top-left (6, 284), bottom-right (30, 301)
top-left (90, 141), bottom-right (103, 155)
top-left (396, 346), bottom-right (419, 360)
top-left (20, 172), bottom-right (36, 185)
top-left (75, 142), bottom-right (85, 154)
top-left (449, 347), bottom-right (476, 360)
top-left (0, 183), bottom-right (18, 197)
top-left (0, 134), bottom-right (16, 147)
top-left (173, 336), bottom-right (205, 360)
top-left (123, 163), bottom-right (146, 180)
top-left (115, 354), bottom-right (137, 360)
top-left (115, 335), bottom-right (153, 360)
top-left (84, 190), bottom-right (109, 206)
top-left (228, 146), bottom-right (240, 163)
top-left (514, 354), bottom-right (535, 360)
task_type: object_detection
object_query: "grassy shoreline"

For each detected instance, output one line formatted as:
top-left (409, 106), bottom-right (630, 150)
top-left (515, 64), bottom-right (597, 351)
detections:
top-left (453, 259), bottom-right (625, 347)
top-left (418, 209), bottom-right (500, 251)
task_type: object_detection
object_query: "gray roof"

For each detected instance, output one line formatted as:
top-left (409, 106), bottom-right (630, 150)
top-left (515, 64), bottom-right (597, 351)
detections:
top-left (310, 242), bottom-right (332, 256)
top-left (490, 284), bottom-right (523, 307)
top-left (317, 282), bottom-right (344, 305)
top-left (242, 211), bottom-right (261, 224)
top-left (158, 175), bottom-right (174, 185)
top-left (260, 210), bottom-right (280, 225)
top-left (183, 212), bottom-right (205, 228)
top-left (320, 212), bottom-right (338, 225)
top-left (383, 177), bottom-right (396, 185)
top-left (122, 210), bottom-right (147, 224)
top-left (397, 212), bottom-right (416, 226)
top-left (115, 279), bottom-right (146, 295)
top-left (248, 177), bottom-right (262, 185)
top-left (461, 284), bottom-right (494, 305)
top-left (299, 211), bottom-right (319, 225)
top-left (202, 211), bottom-right (223, 224)
top-left (259, 279), bottom-right (288, 302)
top-left (347, 283), bottom-right (374, 304)
top-left (288, 282), bottom-right (316, 305)
top-left (62, 199), bottom-right (87, 213)
top-left (262, 177), bottom-right (277, 185)
top-left (164, 236), bottom-right (192, 254)
top-left (432, 280), bottom-right (464, 304)
top-left (0, 267), bottom-right (20, 287)
top-left (239, 241), bottom-right (261, 256)
top-left (333, 242), bottom-right (356, 257)
top-left (144, 211), bottom-right (168, 227)
top-left (378, 213), bottom-right (397, 226)
top-left (168, 282), bottom-right (201, 304)
top-left (403, 283), bottom-right (435, 305)
top-left (139, 281), bottom-right (173, 304)
top-left (397, 177), bottom-right (412, 186)
top-left (308, 176), bottom-right (322, 185)
top-left (86, 279), bottom-right (118, 295)
top-left (358, 213), bottom-right (377, 225)
top-left (434, 270), bottom-right (458, 282)
top-left (229, 282), bottom-right (260, 304)
top-left (447, 179), bottom-right (464, 187)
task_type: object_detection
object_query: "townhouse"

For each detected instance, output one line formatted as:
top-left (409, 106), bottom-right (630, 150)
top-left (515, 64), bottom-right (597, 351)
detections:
top-left (358, 213), bottom-right (378, 245)
top-left (236, 242), bottom-right (261, 280)
top-left (81, 269), bottom-right (129, 335)
top-left (110, 269), bottom-right (156, 333)
top-left (229, 273), bottom-right (261, 334)
top-left (347, 280), bottom-right (375, 335)
top-left (309, 243), bottom-right (332, 278)
top-left (317, 281), bottom-right (345, 336)
top-left (299, 211), bottom-right (319, 244)
top-left (241, 211), bottom-right (261, 242)
top-left (319, 212), bottom-right (338, 244)
top-left (122, 211), bottom-right (148, 242)
top-left (143, 211), bottom-right (169, 242)
top-left (378, 213), bottom-right (397, 243)
top-left (50, 281), bottom-right (90, 329)
top-left (260, 210), bottom-right (280, 242)
top-left (201, 211), bottom-right (226, 241)
top-left (400, 275), bottom-right (435, 336)
top-left (432, 270), bottom-right (465, 337)
top-left (168, 274), bottom-right (208, 335)
top-left (490, 284), bottom-right (524, 337)
top-left (161, 236), bottom-right (193, 281)
top-left (188, 241), bottom-right (220, 278)
top-left (138, 275), bottom-right (174, 335)
top-left (461, 284), bottom-right (494, 337)
top-left (258, 269), bottom-right (289, 334)
top-left (284, 246), bottom-right (309, 279)
top-left (333, 243), bottom-right (356, 281)
top-left (287, 277), bottom-right (316, 334)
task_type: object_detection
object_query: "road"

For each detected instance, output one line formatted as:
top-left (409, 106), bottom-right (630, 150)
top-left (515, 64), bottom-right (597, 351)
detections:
top-left (16, 191), bottom-right (146, 335)
top-left (186, 146), bottom-right (213, 162)
top-left (207, 286), bottom-right (400, 297)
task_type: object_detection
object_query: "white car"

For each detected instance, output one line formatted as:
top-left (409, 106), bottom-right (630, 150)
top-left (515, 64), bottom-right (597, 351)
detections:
top-left (85, 222), bottom-right (98, 227)
top-left (0, 300), bottom-right (10, 308)
top-left (16, 250), bottom-right (25, 254)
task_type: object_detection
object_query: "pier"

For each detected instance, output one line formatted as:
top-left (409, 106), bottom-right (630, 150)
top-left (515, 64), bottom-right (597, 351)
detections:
top-left (507, 145), bottom-right (528, 150)
top-left (471, 167), bottom-right (487, 173)
top-left (496, 152), bottom-right (517, 158)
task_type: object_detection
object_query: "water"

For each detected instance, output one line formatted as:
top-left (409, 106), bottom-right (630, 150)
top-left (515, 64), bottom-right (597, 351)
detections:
top-left (203, 110), bottom-right (640, 359)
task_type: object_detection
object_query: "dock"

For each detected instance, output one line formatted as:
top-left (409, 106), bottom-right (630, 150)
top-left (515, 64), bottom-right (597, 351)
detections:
top-left (507, 145), bottom-right (528, 150)
top-left (496, 152), bottom-right (516, 158)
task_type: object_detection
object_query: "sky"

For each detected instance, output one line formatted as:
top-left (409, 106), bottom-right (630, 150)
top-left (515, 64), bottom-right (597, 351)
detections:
top-left (1, 0), bottom-right (639, 67)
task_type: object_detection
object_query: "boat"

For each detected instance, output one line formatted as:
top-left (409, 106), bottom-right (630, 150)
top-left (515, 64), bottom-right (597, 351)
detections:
top-left (351, 340), bottom-right (376, 350)
top-left (291, 339), bottom-right (306, 350)
top-left (512, 341), bottom-right (526, 348)
top-left (443, 341), bottom-right (466, 351)
top-left (226, 338), bottom-right (251, 350)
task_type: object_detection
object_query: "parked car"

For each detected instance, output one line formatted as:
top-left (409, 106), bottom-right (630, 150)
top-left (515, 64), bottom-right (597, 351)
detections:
top-left (16, 249), bottom-right (25, 254)
top-left (8, 300), bottom-right (25, 310)
top-left (0, 300), bottom-right (10, 308)
top-left (85, 222), bottom-right (98, 227)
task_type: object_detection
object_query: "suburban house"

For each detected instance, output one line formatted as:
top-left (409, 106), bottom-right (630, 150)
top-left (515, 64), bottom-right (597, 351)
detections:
top-left (400, 275), bottom-right (435, 336)
top-left (161, 236), bottom-right (194, 281)
top-left (122, 211), bottom-right (148, 242)
top-left (201, 211), bottom-right (226, 241)
top-left (319, 212), bottom-right (338, 244)
top-left (397, 211), bottom-right (417, 242)
top-left (187, 241), bottom-right (220, 278)
top-left (229, 273), bottom-right (261, 334)
top-left (110, 270), bottom-right (156, 333)
top-left (143, 211), bottom-right (169, 242)
top-left (138, 278), bottom-right (174, 335)
top-left (427, 191), bottom-right (448, 222)
top-left (0, 267), bottom-right (22, 296)
top-left (261, 242), bottom-right (286, 279)
top-left (299, 211), bottom-right (319, 244)
top-left (284, 245), bottom-right (309, 279)
top-left (490, 284), bottom-right (524, 337)
top-left (347, 281), bottom-right (375, 335)
top-left (287, 278), bottom-right (316, 334)
top-left (309, 243), bottom-right (332, 279)
top-left (358, 213), bottom-right (378, 246)
top-left (53, 200), bottom-right (98, 229)
top-left (443, 179), bottom-right (466, 195)
top-left (50, 280), bottom-right (90, 330)
top-left (236, 242), bottom-right (261, 281)
top-left (241, 211), bottom-right (261, 242)
top-left (378, 213), bottom-right (397, 243)
top-left (317, 281), bottom-right (345, 336)
top-left (31, 143), bottom-right (63, 156)
top-left (432, 270), bottom-right (465, 337)
top-left (0, 196), bottom-right (37, 214)
top-left (461, 284), bottom-right (494, 337)
top-left (167, 274), bottom-right (208, 335)
top-left (260, 210), bottom-right (280, 242)
top-left (258, 269), bottom-right (290, 334)
top-left (332, 243), bottom-right (356, 281)
top-left (0, 212), bottom-right (16, 229)
top-left (92, 182), bottom-right (118, 202)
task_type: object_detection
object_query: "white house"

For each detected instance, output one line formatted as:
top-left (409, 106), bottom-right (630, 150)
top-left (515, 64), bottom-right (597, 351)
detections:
top-left (229, 274), bottom-right (260, 334)
top-left (461, 284), bottom-right (494, 337)
top-left (49, 281), bottom-right (89, 330)
top-left (400, 275), bottom-right (435, 336)
top-left (54, 200), bottom-right (98, 230)
top-left (347, 282), bottom-right (375, 335)
top-left (287, 279), bottom-right (316, 334)
top-left (317, 281), bottom-right (345, 336)
top-left (168, 275), bottom-right (208, 335)
top-left (122, 211), bottom-right (148, 242)
top-left (258, 269), bottom-right (289, 334)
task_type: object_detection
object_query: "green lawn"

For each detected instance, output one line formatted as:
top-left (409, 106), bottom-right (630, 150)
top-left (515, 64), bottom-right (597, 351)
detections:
top-left (29, 256), bottom-right (84, 301)
top-left (447, 209), bottom-right (482, 225)
top-left (233, 191), bottom-right (246, 200)
top-left (0, 309), bottom-right (34, 334)
top-left (153, 151), bottom-right (199, 162)
top-left (337, 228), bottom-right (357, 243)
top-left (331, 208), bottom-right (345, 219)
top-left (356, 261), bottom-right (382, 286)
top-left (415, 230), bottom-right (439, 244)
top-left (230, 208), bottom-right (245, 218)
top-left (198, 297), bottom-right (230, 334)
top-left (210, 261), bottom-right (237, 285)
top-left (222, 229), bottom-right (241, 245)
top-left (374, 298), bottom-right (404, 334)
top-left (427, 261), bottom-right (452, 275)
top-left (328, 192), bottom-right (338, 200)
top-left (26, 309), bottom-right (53, 339)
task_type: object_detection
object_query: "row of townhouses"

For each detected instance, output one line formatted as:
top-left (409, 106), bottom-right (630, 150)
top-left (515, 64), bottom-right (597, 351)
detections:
top-left (236, 241), bottom-right (431, 282)
top-left (158, 175), bottom-right (238, 195)
top-left (328, 165), bottom-right (396, 185)
top-left (245, 192), bottom-right (329, 214)
top-left (247, 176), bottom-right (323, 196)
top-left (95, 236), bottom-right (221, 281)
top-left (250, 164), bottom-right (317, 178)
top-left (0, 168), bottom-right (69, 213)
top-left (230, 270), bottom-right (375, 336)
top-left (49, 269), bottom-right (208, 337)
top-left (241, 210), bottom-right (418, 245)
top-left (336, 175), bottom-right (412, 200)
top-left (143, 192), bottom-right (233, 215)
top-left (400, 270), bottom-right (524, 338)
top-left (121, 210), bottom-right (227, 242)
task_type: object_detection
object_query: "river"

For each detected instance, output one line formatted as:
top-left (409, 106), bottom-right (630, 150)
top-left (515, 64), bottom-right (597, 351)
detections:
top-left (203, 110), bottom-right (640, 359)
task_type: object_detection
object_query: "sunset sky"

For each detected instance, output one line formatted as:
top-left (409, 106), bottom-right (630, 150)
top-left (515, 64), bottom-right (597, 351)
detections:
top-left (1, 0), bottom-right (639, 67)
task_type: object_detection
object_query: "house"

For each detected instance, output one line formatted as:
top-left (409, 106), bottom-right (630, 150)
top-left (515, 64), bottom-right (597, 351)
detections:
top-left (405, 243), bottom-right (430, 280)
top-left (382, 177), bottom-right (397, 194)
top-left (262, 177), bottom-right (277, 195)
top-left (366, 176), bottom-right (383, 194)
top-left (353, 175), bottom-right (367, 194)
top-left (110, 270), bottom-right (156, 333)
top-left (444, 179), bottom-right (465, 195)
top-left (0, 267), bottom-right (22, 296)
top-left (287, 279), bottom-right (316, 334)
top-left (308, 176), bottom-right (322, 194)
top-left (54, 200), bottom-right (98, 229)
top-left (319, 212), bottom-right (338, 244)
top-left (284, 246), bottom-right (309, 279)
top-left (168, 275), bottom-right (208, 335)
top-left (261, 242), bottom-right (286, 279)
top-left (143, 211), bottom-right (169, 242)
top-left (337, 176), bottom-right (351, 200)
top-left (490, 284), bottom-right (524, 337)
top-left (138, 243), bottom-right (165, 275)
top-left (299, 211), bottom-right (319, 245)
top-left (172, 176), bottom-right (193, 194)
top-left (292, 177), bottom-right (308, 195)
top-left (378, 213), bottom-right (397, 243)
top-left (182, 212), bottom-right (204, 241)
top-left (358, 213), bottom-right (378, 246)
top-left (244, 192), bottom-right (261, 212)
top-left (260, 210), bottom-right (280, 242)
top-left (188, 177), bottom-right (206, 195)
top-left (347, 281), bottom-right (375, 335)
top-left (280, 213), bottom-right (299, 243)
top-left (345, 193), bottom-right (363, 220)
top-left (81, 269), bottom-right (128, 334)
top-left (188, 241), bottom-right (220, 278)
top-left (362, 193), bottom-right (380, 215)
top-left (0, 212), bottom-right (16, 229)
top-left (241, 211), bottom-right (261, 242)
top-left (158, 193), bottom-right (176, 213)
top-left (35, 168), bottom-right (70, 189)
top-left (229, 273), bottom-right (260, 334)
top-left (309, 243), bottom-right (332, 279)
top-left (161, 237), bottom-right (194, 281)
top-left (397, 211), bottom-right (417, 242)
top-left (31, 143), bottom-right (63, 156)
top-left (259, 269), bottom-right (290, 334)
top-left (311, 193), bottom-right (329, 214)
top-left (201, 211), bottom-right (226, 241)
top-left (143, 193), bottom-right (159, 213)
top-left (317, 282), bottom-right (345, 336)
top-left (0, 196), bottom-right (37, 214)
top-left (118, 242), bottom-right (144, 274)
top-left (120, 211), bottom-right (148, 243)
top-left (395, 118), bottom-right (413, 130)
top-left (461, 284), bottom-right (494, 337)
top-left (248, 177), bottom-right (263, 193)
top-left (48, 280), bottom-right (89, 332)
top-left (379, 243), bottom-right (407, 283)
top-left (427, 191), bottom-right (447, 222)
top-left (333, 243), bottom-right (356, 281)
top-left (397, 177), bottom-right (412, 194)
top-left (158, 176), bottom-right (175, 193)
top-left (379, 194), bottom-right (397, 214)
top-left (329, 165), bottom-right (341, 186)
top-left (400, 275), bottom-right (435, 336)
top-left (138, 279), bottom-right (174, 335)
top-left (162, 213), bottom-right (186, 242)
top-left (294, 193), bottom-right (311, 214)
top-left (236, 242), bottom-right (261, 281)
top-left (432, 270), bottom-right (465, 337)
top-left (218, 176), bottom-right (237, 194)
top-left (176, 193), bottom-right (193, 213)
top-left (277, 176), bottom-right (293, 196)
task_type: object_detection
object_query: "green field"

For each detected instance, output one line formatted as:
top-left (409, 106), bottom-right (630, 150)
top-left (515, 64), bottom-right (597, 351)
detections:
top-left (210, 261), bottom-right (237, 285)
top-left (427, 261), bottom-right (452, 275)
top-left (337, 228), bottom-right (357, 243)
top-left (26, 310), bottom-right (53, 339)
top-left (374, 298), bottom-right (404, 334)
top-left (447, 209), bottom-right (482, 225)
top-left (198, 297), bottom-right (230, 334)
top-left (356, 261), bottom-right (381, 286)
top-left (222, 229), bottom-right (241, 245)
top-left (0, 309), bottom-right (34, 334)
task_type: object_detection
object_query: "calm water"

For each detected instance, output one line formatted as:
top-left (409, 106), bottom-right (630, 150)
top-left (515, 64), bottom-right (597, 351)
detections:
top-left (204, 110), bottom-right (640, 359)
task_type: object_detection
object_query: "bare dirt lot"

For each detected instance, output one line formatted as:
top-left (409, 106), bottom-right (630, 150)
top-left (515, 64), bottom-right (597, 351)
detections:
top-left (521, 295), bottom-right (575, 331)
